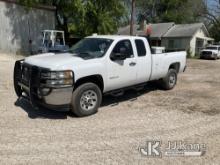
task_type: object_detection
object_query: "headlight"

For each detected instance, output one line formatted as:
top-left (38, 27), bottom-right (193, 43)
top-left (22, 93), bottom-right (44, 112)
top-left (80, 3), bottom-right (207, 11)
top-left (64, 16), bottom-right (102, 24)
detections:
top-left (46, 79), bottom-right (73, 86)
top-left (41, 70), bottom-right (74, 87)
top-left (41, 70), bottom-right (73, 79)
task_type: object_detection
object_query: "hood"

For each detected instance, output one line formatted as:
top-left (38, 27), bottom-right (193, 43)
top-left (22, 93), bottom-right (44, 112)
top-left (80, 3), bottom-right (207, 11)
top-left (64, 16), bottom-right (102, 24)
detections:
top-left (24, 53), bottom-right (85, 70)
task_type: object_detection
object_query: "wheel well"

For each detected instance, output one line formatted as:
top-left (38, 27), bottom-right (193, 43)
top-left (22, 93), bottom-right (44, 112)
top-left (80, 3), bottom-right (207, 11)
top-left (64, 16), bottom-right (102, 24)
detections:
top-left (74, 75), bottom-right (104, 92)
top-left (169, 63), bottom-right (180, 73)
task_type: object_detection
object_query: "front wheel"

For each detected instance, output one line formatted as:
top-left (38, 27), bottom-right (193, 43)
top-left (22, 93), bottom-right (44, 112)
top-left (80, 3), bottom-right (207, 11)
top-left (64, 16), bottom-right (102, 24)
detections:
top-left (71, 83), bottom-right (102, 117)
top-left (160, 69), bottom-right (177, 90)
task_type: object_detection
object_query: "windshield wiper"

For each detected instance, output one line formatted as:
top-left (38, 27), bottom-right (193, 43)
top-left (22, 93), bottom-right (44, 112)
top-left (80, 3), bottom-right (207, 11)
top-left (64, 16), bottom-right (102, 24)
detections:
top-left (78, 52), bottom-right (91, 55)
top-left (73, 52), bottom-right (96, 59)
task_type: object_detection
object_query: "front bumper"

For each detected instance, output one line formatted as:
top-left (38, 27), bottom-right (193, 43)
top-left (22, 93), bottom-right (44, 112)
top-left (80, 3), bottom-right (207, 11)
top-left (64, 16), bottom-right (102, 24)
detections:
top-left (14, 60), bottom-right (73, 111)
top-left (200, 54), bottom-right (216, 59)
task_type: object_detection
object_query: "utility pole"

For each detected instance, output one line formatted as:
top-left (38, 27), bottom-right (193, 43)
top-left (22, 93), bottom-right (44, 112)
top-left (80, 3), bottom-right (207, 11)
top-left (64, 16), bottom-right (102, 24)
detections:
top-left (130, 0), bottom-right (135, 35)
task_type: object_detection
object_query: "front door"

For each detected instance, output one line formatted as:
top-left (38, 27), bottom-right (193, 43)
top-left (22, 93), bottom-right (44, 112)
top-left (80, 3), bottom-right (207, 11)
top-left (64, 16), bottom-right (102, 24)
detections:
top-left (106, 40), bottom-right (137, 91)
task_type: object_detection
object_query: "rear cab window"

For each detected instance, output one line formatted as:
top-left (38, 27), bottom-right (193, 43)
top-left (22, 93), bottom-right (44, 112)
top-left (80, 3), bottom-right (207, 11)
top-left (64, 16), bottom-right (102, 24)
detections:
top-left (135, 39), bottom-right (146, 57)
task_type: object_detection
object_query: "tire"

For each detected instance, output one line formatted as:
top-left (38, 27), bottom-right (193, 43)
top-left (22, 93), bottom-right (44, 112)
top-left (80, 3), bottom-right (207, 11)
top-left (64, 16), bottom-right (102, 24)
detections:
top-left (160, 69), bottom-right (177, 90)
top-left (71, 83), bottom-right (102, 117)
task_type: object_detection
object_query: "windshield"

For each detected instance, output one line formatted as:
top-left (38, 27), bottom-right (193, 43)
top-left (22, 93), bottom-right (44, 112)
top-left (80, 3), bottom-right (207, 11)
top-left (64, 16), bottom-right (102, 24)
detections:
top-left (206, 47), bottom-right (218, 50)
top-left (69, 38), bottom-right (113, 59)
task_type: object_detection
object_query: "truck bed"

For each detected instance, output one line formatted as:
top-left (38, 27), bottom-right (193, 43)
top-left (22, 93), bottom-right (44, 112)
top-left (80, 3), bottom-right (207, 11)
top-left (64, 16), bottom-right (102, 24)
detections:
top-left (150, 51), bottom-right (187, 81)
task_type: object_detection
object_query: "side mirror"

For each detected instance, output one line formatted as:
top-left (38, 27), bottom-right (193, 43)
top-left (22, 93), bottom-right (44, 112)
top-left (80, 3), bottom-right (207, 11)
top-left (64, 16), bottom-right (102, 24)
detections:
top-left (111, 47), bottom-right (127, 61)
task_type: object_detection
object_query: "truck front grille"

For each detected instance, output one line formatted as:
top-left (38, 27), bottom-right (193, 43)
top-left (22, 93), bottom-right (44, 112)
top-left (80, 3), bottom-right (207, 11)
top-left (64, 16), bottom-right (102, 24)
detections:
top-left (21, 63), bottom-right (49, 87)
top-left (202, 51), bottom-right (212, 56)
top-left (22, 64), bottom-right (31, 86)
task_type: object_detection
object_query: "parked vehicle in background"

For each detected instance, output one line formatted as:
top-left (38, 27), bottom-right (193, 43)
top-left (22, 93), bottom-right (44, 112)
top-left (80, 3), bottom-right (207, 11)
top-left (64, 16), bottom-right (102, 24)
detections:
top-left (14, 35), bottom-right (187, 117)
top-left (38, 30), bottom-right (69, 53)
top-left (200, 45), bottom-right (220, 60)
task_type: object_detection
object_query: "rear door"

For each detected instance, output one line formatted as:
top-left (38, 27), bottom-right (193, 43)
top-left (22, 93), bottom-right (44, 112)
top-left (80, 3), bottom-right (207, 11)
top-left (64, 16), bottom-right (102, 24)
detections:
top-left (106, 39), bottom-right (138, 91)
top-left (134, 39), bottom-right (152, 83)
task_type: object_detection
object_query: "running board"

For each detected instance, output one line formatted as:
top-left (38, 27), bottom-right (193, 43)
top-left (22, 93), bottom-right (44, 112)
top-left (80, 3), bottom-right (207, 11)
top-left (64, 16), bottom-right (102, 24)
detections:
top-left (110, 90), bottom-right (124, 97)
top-left (132, 84), bottom-right (145, 91)
top-left (105, 83), bottom-right (147, 97)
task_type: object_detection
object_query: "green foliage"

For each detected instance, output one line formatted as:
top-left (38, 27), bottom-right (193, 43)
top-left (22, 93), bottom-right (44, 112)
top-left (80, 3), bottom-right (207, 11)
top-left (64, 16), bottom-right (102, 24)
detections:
top-left (74, 0), bottom-right (125, 36)
top-left (186, 48), bottom-right (192, 58)
top-left (204, 1), bottom-right (220, 42)
top-left (209, 23), bottom-right (220, 42)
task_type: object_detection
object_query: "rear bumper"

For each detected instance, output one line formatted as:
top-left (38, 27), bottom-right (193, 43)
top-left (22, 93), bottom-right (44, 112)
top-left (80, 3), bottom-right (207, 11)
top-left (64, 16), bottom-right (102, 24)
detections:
top-left (14, 60), bottom-right (73, 111)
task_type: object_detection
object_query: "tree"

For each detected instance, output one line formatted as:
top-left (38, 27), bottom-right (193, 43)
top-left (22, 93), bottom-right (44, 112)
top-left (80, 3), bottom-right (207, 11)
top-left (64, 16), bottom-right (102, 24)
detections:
top-left (75, 0), bottom-right (125, 36)
top-left (201, 0), bottom-right (220, 41)
top-left (136, 0), bottom-right (206, 24)
top-left (130, 0), bottom-right (135, 35)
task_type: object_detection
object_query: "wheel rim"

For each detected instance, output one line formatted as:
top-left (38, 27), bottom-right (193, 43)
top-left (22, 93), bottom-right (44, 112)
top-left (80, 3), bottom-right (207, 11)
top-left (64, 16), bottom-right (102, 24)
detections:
top-left (169, 73), bottom-right (176, 87)
top-left (80, 90), bottom-right (98, 111)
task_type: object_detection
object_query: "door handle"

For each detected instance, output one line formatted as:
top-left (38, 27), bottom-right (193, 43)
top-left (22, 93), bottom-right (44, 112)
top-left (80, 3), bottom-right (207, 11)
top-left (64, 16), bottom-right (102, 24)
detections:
top-left (129, 62), bottom-right (136, 66)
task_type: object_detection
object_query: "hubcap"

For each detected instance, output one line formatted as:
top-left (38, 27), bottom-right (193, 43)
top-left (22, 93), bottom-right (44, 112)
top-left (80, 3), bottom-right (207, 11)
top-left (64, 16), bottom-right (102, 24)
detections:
top-left (169, 74), bottom-right (176, 87)
top-left (80, 90), bottom-right (98, 111)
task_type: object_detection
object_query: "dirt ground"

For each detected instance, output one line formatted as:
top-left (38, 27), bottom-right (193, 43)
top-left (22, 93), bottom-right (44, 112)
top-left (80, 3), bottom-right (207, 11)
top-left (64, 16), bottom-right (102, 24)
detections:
top-left (0, 54), bottom-right (220, 165)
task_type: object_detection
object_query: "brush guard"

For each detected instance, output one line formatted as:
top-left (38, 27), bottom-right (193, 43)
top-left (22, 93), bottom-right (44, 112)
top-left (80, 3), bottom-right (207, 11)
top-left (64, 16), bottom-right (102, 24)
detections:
top-left (14, 60), bottom-right (40, 107)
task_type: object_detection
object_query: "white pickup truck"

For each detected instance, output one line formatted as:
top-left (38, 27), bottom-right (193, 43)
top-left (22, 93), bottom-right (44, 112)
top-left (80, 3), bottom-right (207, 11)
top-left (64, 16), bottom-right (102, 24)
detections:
top-left (14, 35), bottom-right (186, 117)
top-left (200, 45), bottom-right (220, 60)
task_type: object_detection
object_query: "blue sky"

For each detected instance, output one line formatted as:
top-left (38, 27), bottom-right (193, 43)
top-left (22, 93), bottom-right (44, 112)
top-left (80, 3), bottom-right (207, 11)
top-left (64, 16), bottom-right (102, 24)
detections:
top-left (207, 0), bottom-right (218, 9)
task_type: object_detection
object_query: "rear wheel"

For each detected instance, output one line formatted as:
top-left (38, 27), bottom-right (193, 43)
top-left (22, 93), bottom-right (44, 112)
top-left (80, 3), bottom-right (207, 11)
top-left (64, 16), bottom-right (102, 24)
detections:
top-left (71, 83), bottom-right (102, 117)
top-left (160, 69), bottom-right (177, 90)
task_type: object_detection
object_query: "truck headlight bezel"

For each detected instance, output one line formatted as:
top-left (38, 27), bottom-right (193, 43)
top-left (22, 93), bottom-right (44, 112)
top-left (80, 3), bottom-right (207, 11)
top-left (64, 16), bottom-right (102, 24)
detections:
top-left (40, 70), bottom-right (74, 88)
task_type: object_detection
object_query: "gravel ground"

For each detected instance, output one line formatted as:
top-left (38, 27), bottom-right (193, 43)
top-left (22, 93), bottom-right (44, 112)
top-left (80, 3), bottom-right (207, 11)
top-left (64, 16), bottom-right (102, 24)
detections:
top-left (0, 54), bottom-right (220, 165)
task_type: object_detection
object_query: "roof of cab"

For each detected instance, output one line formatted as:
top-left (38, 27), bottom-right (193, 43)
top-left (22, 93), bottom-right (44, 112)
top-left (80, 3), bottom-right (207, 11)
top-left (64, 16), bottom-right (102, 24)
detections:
top-left (86, 35), bottom-right (146, 40)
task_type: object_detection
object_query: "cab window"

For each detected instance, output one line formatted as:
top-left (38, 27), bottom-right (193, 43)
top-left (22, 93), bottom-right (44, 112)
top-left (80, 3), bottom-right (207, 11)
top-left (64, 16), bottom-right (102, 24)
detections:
top-left (135, 39), bottom-right (146, 56)
top-left (112, 40), bottom-right (134, 58)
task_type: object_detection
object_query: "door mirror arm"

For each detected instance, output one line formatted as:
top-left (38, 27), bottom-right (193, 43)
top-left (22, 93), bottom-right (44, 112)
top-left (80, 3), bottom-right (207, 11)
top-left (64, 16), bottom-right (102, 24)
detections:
top-left (111, 47), bottom-right (127, 61)
top-left (111, 53), bottom-right (127, 61)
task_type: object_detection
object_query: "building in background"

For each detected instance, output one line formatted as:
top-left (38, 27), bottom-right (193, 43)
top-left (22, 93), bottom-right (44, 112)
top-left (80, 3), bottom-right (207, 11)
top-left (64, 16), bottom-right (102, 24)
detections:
top-left (118, 22), bottom-right (214, 56)
top-left (0, 0), bottom-right (55, 55)
top-left (146, 22), bottom-right (174, 46)
top-left (162, 23), bottom-right (214, 56)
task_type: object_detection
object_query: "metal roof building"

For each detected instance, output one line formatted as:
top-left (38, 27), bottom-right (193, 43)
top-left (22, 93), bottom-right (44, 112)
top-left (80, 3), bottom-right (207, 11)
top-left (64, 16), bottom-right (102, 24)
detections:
top-left (117, 22), bottom-right (214, 56)
top-left (163, 23), bottom-right (209, 38)
top-left (0, 0), bottom-right (56, 55)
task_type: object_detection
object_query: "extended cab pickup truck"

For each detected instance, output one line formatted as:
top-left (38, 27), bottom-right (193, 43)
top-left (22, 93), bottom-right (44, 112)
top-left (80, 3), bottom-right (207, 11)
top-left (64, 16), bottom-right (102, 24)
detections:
top-left (14, 35), bottom-right (186, 117)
